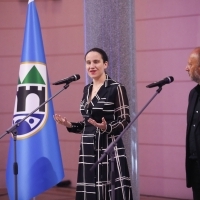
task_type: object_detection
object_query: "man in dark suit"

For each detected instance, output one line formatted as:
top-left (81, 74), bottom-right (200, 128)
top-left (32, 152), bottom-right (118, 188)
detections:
top-left (185, 47), bottom-right (200, 200)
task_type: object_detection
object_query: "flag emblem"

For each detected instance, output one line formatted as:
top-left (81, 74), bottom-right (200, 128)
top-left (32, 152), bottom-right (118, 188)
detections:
top-left (13, 63), bottom-right (48, 139)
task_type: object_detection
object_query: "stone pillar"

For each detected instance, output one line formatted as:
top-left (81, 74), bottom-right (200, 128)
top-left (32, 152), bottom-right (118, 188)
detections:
top-left (84, 0), bottom-right (138, 199)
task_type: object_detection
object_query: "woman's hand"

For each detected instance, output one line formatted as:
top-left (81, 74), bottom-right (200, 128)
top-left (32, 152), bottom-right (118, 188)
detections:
top-left (53, 114), bottom-right (72, 128)
top-left (88, 117), bottom-right (107, 131)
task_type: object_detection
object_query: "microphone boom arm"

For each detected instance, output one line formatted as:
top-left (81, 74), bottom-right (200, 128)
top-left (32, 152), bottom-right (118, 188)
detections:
top-left (90, 86), bottom-right (162, 200)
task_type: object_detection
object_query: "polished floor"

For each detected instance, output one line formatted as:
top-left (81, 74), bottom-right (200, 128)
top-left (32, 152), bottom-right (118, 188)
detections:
top-left (0, 187), bottom-right (191, 200)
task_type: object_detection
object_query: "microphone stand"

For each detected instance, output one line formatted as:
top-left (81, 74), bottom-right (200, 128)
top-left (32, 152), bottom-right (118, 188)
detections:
top-left (0, 83), bottom-right (70, 200)
top-left (90, 86), bottom-right (163, 200)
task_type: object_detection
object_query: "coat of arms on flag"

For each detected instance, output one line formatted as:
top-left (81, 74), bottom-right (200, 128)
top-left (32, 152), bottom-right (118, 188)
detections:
top-left (13, 64), bottom-right (47, 138)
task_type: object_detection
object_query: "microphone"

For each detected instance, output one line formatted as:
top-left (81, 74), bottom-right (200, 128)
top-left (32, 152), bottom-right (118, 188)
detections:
top-left (146, 76), bottom-right (174, 88)
top-left (52, 74), bottom-right (80, 85)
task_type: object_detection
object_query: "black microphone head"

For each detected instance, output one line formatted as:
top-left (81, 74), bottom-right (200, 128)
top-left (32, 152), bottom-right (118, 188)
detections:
top-left (52, 74), bottom-right (80, 85)
top-left (74, 74), bottom-right (80, 81)
top-left (167, 76), bottom-right (174, 83)
top-left (146, 76), bottom-right (174, 88)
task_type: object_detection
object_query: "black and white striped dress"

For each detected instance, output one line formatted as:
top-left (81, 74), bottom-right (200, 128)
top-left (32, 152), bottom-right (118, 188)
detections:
top-left (67, 75), bottom-right (133, 200)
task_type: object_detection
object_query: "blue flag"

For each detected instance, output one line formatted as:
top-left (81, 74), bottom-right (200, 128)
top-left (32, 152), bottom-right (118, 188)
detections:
top-left (6, 0), bottom-right (64, 199)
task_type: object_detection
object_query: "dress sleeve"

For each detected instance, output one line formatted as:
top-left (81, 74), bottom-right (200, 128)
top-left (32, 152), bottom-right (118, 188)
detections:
top-left (102, 84), bottom-right (130, 135)
top-left (66, 121), bottom-right (84, 134)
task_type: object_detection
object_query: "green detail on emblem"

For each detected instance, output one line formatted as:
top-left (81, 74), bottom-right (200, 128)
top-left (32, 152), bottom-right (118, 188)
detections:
top-left (18, 78), bottom-right (21, 84)
top-left (22, 66), bottom-right (45, 84)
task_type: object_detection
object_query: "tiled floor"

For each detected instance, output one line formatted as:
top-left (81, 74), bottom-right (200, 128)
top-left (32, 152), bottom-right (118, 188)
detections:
top-left (0, 187), bottom-right (191, 200)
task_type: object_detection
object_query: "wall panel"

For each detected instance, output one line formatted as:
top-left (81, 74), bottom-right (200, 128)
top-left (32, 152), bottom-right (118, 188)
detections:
top-left (136, 17), bottom-right (200, 51)
top-left (138, 114), bottom-right (186, 146)
top-left (135, 1), bottom-right (200, 198)
top-left (135, 0), bottom-right (200, 19)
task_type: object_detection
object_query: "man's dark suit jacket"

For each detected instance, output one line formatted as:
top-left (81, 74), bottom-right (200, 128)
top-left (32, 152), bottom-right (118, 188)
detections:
top-left (186, 84), bottom-right (200, 187)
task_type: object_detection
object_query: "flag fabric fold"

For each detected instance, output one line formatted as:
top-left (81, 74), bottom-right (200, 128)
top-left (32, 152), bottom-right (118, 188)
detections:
top-left (6, 1), bottom-right (64, 199)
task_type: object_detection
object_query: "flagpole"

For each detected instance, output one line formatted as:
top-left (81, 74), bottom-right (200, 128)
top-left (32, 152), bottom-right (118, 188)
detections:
top-left (13, 133), bottom-right (18, 200)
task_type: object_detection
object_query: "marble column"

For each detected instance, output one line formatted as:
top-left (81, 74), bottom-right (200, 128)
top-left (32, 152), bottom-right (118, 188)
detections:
top-left (84, 0), bottom-right (138, 199)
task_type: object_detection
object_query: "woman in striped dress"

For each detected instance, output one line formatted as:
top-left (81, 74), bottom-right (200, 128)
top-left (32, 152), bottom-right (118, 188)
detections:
top-left (54, 48), bottom-right (133, 200)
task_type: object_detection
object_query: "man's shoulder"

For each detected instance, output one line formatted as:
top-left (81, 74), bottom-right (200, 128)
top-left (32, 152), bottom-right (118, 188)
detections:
top-left (189, 84), bottom-right (200, 98)
top-left (190, 84), bottom-right (199, 92)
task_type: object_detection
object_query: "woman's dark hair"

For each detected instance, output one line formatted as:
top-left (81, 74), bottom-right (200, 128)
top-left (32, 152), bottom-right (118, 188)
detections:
top-left (85, 48), bottom-right (108, 63)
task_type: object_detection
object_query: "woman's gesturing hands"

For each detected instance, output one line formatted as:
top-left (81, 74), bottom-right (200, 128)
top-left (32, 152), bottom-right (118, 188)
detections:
top-left (53, 114), bottom-right (72, 128)
top-left (88, 117), bottom-right (107, 131)
top-left (54, 114), bottom-right (107, 131)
